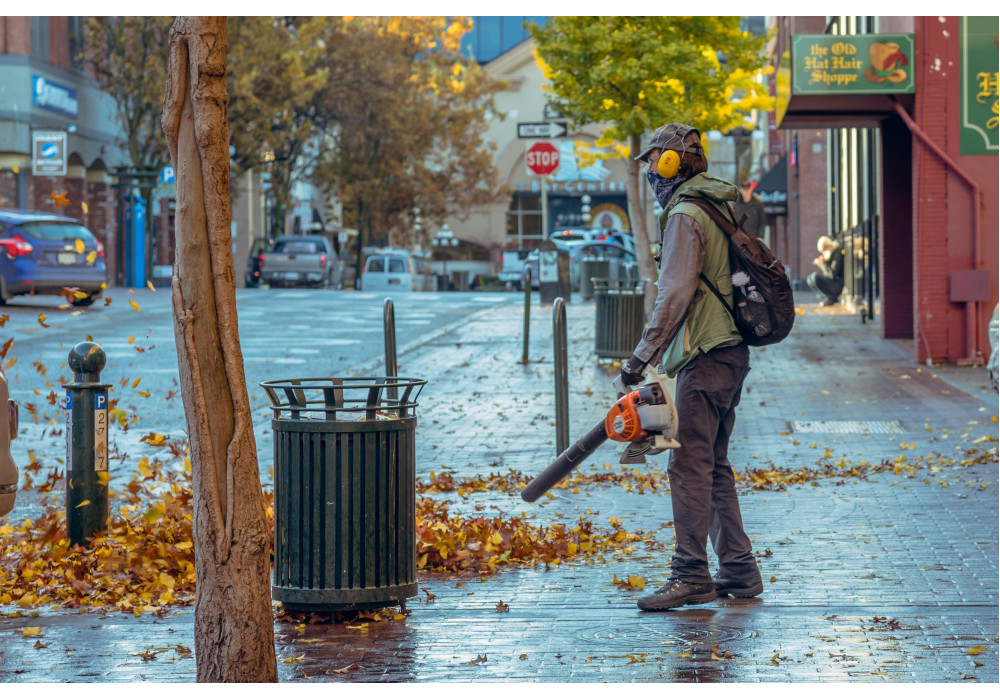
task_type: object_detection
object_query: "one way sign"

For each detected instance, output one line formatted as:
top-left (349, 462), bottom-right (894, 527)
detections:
top-left (517, 121), bottom-right (568, 139)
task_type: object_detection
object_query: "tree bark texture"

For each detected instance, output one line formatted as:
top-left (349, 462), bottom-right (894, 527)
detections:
top-left (625, 134), bottom-right (659, 319)
top-left (161, 16), bottom-right (277, 683)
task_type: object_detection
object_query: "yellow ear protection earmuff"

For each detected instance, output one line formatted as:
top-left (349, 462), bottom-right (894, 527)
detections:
top-left (656, 150), bottom-right (681, 178)
top-left (654, 124), bottom-right (695, 178)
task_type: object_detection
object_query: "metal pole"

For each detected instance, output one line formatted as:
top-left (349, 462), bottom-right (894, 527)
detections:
top-left (553, 297), bottom-right (569, 455)
top-left (65, 342), bottom-right (110, 546)
top-left (521, 266), bottom-right (532, 364)
top-left (384, 298), bottom-right (398, 402)
top-left (540, 176), bottom-right (549, 238)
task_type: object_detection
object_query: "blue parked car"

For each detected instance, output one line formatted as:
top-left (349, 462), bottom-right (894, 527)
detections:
top-left (0, 209), bottom-right (107, 307)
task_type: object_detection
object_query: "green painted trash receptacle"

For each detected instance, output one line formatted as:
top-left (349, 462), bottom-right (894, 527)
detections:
top-left (593, 279), bottom-right (646, 360)
top-left (261, 376), bottom-right (427, 611)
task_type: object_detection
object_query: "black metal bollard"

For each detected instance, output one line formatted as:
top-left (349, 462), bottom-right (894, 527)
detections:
top-left (384, 298), bottom-right (398, 402)
top-left (521, 266), bottom-right (532, 364)
top-left (65, 342), bottom-right (110, 546)
top-left (553, 297), bottom-right (569, 455)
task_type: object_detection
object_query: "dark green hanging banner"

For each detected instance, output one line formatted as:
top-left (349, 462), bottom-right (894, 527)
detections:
top-left (960, 16), bottom-right (999, 155)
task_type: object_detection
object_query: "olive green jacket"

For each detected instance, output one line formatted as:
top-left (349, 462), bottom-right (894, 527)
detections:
top-left (633, 173), bottom-right (743, 377)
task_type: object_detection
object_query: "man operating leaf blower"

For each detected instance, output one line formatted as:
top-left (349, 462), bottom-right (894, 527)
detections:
top-left (620, 124), bottom-right (763, 611)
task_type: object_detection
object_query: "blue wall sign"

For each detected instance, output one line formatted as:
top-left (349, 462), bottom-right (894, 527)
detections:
top-left (32, 75), bottom-right (79, 118)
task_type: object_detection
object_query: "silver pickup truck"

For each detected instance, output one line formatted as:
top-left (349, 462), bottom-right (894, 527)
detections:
top-left (259, 235), bottom-right (339, 288)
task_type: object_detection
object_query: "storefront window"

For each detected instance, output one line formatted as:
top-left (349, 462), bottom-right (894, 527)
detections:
top-left (507, 193), bottom-right (542, 247)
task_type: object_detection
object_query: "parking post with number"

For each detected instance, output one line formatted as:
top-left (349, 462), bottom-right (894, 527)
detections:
top-left (65, 342), bottom-right (110, 546)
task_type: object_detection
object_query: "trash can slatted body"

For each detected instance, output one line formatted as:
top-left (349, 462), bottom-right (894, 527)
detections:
top-left (594, 279), bottom-right (646, 360)
top-left (263, 377), bottom-right (424, 611)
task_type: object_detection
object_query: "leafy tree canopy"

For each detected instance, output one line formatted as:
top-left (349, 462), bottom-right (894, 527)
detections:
top-left (530, 16), bottom-right (774, 154)
top-left (310, 16), bottom-right (506, 255)
top-left (82, 17), bottom-right (174, 169)
top-left (530, 16), bottom-right (774, 301)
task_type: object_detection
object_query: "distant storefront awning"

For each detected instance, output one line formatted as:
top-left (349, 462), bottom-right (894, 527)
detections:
top-left (756, 155), bottom-right (788, 217)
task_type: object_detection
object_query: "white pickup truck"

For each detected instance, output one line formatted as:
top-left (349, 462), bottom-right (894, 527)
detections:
top-left (259, 235), bottom-right (339, 288)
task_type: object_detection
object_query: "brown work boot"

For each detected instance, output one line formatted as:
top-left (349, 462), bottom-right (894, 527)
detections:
top-left (636, 579), bottom-right (716, 611)
top-left (713, 575), bottom-right (764, 598)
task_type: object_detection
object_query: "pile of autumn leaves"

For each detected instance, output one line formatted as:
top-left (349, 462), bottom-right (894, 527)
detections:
top-left (0, 444), bottom-right (653, 617)
top-left (2, 434), bottom-right (996, 617)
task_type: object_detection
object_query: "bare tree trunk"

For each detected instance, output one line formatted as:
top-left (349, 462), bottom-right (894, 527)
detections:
top-left (625, 134), bottom-right (658, 319)
top-left (161, 16), bottom-right (277, 683)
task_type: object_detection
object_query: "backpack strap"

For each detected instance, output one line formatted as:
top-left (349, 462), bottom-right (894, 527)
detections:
top-left (699, 272), bottom-right (739, 325)
top-left (679, 196), bottom-right (746, 237)
top-left (677, 196), bottom-right (743, 324)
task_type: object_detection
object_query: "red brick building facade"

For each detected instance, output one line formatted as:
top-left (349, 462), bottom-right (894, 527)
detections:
top-left (769, 15), bottom-right (998, 364)
top-left (1, 17), bottom-right (128, 283)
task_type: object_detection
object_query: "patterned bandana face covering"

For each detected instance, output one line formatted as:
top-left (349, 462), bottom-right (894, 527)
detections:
top-left (646, 169), bottom-right (686, 209)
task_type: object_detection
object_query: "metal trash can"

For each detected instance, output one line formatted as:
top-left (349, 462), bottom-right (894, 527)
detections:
top-left (261, 376), bottom-right (427, 611)
top-left (593, 279), bottom-right (646, 360)
top-left (579, 257), bottom-right (610, 300)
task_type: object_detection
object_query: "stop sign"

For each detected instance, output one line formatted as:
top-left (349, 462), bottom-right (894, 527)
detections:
top-left (525, 141), bottom-right (560, 176)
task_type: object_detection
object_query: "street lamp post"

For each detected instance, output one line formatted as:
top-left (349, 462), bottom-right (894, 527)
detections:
top-left (432, 223), bottom-right (458, 290)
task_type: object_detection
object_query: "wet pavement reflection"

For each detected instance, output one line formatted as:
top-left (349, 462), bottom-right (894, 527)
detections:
top-left (1, 297), bottom-right (996, 682)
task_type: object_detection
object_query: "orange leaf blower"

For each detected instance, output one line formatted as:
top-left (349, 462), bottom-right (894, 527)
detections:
top-left (521, 368), bottom-right (680, 502)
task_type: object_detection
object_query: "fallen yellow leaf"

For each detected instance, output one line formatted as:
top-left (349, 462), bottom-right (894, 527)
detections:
top-left (129, 299), bottom-right (141, 313)
top-left (75, 239), bottom-right (85, 253)
top-left (37, 314), bottom-right (50, 328)
top-left (147, 281), bottom-right (156, 292)
top-left (22, 626), bottom-right (41, 637)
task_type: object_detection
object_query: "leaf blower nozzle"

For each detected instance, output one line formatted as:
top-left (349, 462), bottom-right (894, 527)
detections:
top-left (520, 420), bottom-right (608, 503)
top-left (520, 367), bottom-right (680, 503)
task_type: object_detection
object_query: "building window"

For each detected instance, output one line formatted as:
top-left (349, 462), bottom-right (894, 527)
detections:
top-left (506, 193), bottom-right (542, 247)
top-left (31, 17), bottom-right (50, 61)
top-left (461, 16), bottom-right (549, 63)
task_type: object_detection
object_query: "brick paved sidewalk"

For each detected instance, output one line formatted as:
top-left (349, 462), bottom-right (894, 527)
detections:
top-left (1, 294), bottom-right (997, 682)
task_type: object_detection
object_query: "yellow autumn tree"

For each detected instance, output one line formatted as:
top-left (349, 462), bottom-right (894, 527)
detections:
top-left (531, 17), bottom-right (774, 309)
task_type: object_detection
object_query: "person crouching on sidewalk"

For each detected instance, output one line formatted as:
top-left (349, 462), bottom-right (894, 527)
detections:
top-left (807, 236), bottom-right (845, 306)
top-left (619, 123), bottom-right (763, 611)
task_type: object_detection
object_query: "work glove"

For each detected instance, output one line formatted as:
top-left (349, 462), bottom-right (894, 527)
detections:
top-left (619, 355), bottom-right (647, 387)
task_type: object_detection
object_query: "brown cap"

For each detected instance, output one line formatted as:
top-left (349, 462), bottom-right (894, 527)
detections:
top-left (634, 123), bottom-right (705, 162)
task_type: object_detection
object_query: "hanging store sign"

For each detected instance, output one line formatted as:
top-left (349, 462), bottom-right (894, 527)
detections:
top-left (791, 34), bottom-right (915, 95)
top-left (960, 16), bottom-right (999, 155)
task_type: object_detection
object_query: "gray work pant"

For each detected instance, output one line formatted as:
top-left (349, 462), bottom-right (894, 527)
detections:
top-left (667, 343), bottom-right (760, 585)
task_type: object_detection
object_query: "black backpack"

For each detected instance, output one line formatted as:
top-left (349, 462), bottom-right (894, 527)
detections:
top-left (680, 196), bottom-right (795, 346)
